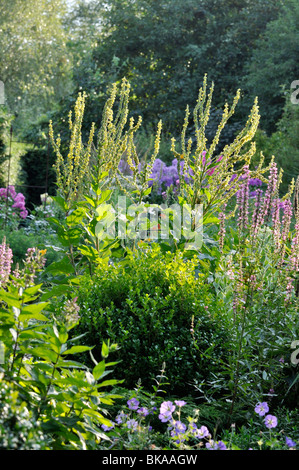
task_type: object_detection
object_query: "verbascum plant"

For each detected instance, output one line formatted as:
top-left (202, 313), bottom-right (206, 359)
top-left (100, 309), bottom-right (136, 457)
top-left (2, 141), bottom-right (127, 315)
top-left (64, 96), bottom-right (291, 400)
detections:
top-left (49, 92), bottom-right (95, 209)
top-left (95, 77), bottom-right (162, 204)
top-left (171, 74), bottom-right (268, 217)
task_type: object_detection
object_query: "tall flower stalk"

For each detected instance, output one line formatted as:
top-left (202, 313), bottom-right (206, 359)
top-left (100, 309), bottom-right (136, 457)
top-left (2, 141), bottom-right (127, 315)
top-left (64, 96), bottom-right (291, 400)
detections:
top-left (49, 92), bottom-right (95, 210)
top-left (171, 74), bottom-right (263, 218)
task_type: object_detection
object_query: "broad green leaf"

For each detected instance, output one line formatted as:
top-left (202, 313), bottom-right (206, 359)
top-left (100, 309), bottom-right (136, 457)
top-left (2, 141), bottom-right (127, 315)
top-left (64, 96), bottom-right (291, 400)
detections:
top-left (97, 379), bottom-right (122, 388)
top-left (97, 189), bottom-right (112, 204)
top-left (62, 345), bottom-right (94, 355)
top-left (51, 195), bottom-right (69, 212)
top-left (83, 195), bottom-right (96, 207)
top-left (56, 358), bottom-right (86, 369)
top-left (66, 207), bottom-right (86, 226)
top-left (23, 284), bottom-right (43, 296)
top-left (19, 302), bottom-right (49, 322)
top-left (82, 409), bottom-right (111, 425)
top-left (29, 346), bottom-right (59, 363)
top-left (92, 360), bottom-right (105, 381)
top-left (44, 256), bottom-right (75, 275)
top-left (41, 284), bottom-right (70, 301)
top-left (0, 290), bottom-right (21, 309)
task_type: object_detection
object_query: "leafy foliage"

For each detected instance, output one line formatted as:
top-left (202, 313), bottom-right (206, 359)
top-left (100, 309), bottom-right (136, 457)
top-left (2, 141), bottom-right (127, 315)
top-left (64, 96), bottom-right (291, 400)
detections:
top-left (0, 244), bottom-right (123, 450)
top-left (73, 245), bottom-right (230, 396)
top-left (243, 0), bottom-right (299, 134)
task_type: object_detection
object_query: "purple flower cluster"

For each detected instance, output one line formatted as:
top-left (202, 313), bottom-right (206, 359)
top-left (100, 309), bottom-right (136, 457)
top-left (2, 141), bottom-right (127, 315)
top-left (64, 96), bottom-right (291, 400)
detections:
top-left (101, 397), bottom-right (153, 435)
top-left (0, 185), bottom-right (28, 220)
top-left (99, 397), bottom-right (297, 450)
top-left (255, 401), bottom-right (278, 429)
top-left (118, 158), bottom-right (194, 195)
top-left (148, 158), bottom-right (194, 194)
top-left (158, 400), bottom-right (227, 449)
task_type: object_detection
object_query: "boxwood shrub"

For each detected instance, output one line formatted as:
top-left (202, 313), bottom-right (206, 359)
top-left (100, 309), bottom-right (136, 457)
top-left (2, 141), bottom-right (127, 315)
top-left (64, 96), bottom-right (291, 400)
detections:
top-left (74, 246), bottom-right (230, 396)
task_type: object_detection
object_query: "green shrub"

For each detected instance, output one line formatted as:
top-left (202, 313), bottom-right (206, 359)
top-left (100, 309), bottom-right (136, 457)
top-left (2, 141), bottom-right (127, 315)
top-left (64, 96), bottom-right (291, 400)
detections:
top-left (74, 245), bottom-right (229, 396)
top-left (0, 228), bottom-right (61, 270)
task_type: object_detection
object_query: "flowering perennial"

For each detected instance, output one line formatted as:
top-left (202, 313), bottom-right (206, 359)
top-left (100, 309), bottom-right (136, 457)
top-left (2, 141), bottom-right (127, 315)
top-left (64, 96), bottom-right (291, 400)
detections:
top-left (0, 186), bottom-right (28, 227)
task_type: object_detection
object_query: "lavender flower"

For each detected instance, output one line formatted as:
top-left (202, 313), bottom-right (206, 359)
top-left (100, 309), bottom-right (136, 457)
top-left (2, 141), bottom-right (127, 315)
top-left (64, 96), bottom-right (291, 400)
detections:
top-left (137, 407), bottom-right (149, 417)
top-left (0, 186), bottom-right (28, 222)
top-left (126, 419), bottom-right (138, 431)
top-left (206, 439), bottom-right (226, 450)
top-left (160, 401), bottom-right (175, 414)
top-left (115, 410), bottom-right (127, 424)
top-left (264, 414), bottom-right (278, 429)
top-left (272, 198), bottom-right (281, 252)
top-left (286, 437), bottom-right (296, 448)
top-left (174, 400), bottom-right (187, 407)
top-left (196, 425), bottom-right (210, 439)
top-left (217, 441), bottom-right (227, 450)
top-left (145, 158), bottom-right (194, 194)
top-left (171, 420), bottom-right (187, 438)
top-left (159, 411), bottom-right (173, 423)
top-left (289, 223), bottom-right (299, 272)
top-left (127, 398), bottom-right (139, 410)
top-left (249, 177), bottom-right (263, 187)
top-left (281, 199), bottom-right (292, 242)
top-left (255, 402), bottom-right (269, 416)
top-left (159, 401), bottom-right (175, 422)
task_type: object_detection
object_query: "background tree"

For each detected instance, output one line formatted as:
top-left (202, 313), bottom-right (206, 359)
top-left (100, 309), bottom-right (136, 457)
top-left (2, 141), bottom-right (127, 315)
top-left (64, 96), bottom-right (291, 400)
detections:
top-left (0, 0), bottom-right (73, 133)
top-left (242, 0), bottom-right (299, 134)
top-left (0, 108), bottom-right (13, 186)
top-left (69, 0), bottom-right (284, 138)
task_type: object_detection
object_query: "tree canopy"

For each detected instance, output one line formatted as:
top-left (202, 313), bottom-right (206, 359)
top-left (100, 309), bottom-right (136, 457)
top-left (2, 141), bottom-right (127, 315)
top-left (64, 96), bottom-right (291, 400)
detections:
top-left (0, 0), bottom-right (72, 130)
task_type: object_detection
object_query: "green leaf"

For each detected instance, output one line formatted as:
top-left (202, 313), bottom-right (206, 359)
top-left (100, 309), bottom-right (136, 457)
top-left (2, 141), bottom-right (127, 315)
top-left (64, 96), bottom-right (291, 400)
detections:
top-left (101, 342), bottom-right (109, 359)
top-left (78, 245), bottom-right (100, 262)
top-left (56, 358), bottom-right (86, 369)
top-left (41, 284), bottom-right (70, 301)
top-left (142, 187), bottom-right (152, 196)
top-left (97, 189), bottom-right (112, 204)
top-left (24, 284), bottom-right (43, 296)
top-left (0, 290), bottom-right (21, 309)
top-left (97, 379), bottom-right (122, 388)
top-left (19, 302), bottom-right (49, 322)
top-left (29, 346), bottom-right (59, 363)
top-left (62, 345), bottom-right (94, 355)
top-left (51, 195), bottom-right (69, 212)
top-left (83, 195), bottom-right (96, 208)
top-left (44, 256), bottom-right (75, 275)
top-left (82, 409), bottom-right (112, 426)
top-left (92, 360), bottom-right (106, 381)
top-left (66, 207), bottom-right (86, 226)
